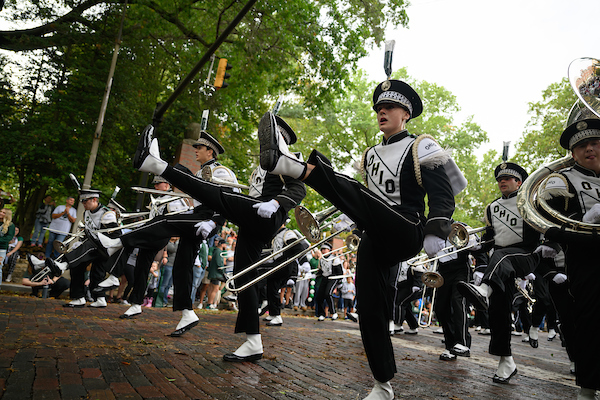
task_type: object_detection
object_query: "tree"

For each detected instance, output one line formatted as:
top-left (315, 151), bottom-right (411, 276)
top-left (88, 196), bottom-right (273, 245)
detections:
top-left (513, 78), bottom-right (576, 171)
top-left (0, 0), bottom-right (412, 237)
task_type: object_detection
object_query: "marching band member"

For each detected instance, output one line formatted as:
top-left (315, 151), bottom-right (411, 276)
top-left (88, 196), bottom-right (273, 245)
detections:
top-left (457, 162), bottom-right (555, 383)
top-left (263, 223), bottom-right (305, 326)
top-left (130, 116), bottom-right (306, 362)
top-left (257, 79), bottom-right (463, 400)
top-left (538, 118), bottom-right (600, 399)
top-left (314, 241), bottom-right (343, 321)
top-left (46, 189), bottom-right (123, 308)
top-left (391, 261), bottom-right (422, 335)
top-left (433, 222), bottom-right (487, 361)
top-left (94, 131), bottom-right (231, 337)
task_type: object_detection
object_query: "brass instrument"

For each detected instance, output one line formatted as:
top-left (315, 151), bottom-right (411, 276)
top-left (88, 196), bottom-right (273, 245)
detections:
top-left (201, 165), bottom-right (250, 190)
top-left (408, 223), bottom-right (488, 288)
top-left (515, 278), bottom-right (536, 314)
top-left (225, 205), bottom-right (350, 293)
top-left (517, 57), bottom-right (600, 235)
top-left (295, 205), bottom-right (338, 242)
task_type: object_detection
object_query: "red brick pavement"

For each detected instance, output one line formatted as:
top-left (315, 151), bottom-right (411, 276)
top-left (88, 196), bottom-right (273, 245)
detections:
top-left (0, 294), bottom-right (578, 399)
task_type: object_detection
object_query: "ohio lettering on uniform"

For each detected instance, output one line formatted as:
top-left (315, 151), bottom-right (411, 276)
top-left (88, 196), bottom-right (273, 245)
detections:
top-left (486, 198), bottom-right (524, 248)
top-left (563, 169), bottom-right (600, 212)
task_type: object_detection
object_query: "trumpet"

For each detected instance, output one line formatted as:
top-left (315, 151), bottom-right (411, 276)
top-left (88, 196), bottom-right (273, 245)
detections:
top-left (515, 278), bottom-right (537, 314)
top-left (408, 223), bottom-right (488, 270)
top-left (201, 166), bottom-right (250, 190)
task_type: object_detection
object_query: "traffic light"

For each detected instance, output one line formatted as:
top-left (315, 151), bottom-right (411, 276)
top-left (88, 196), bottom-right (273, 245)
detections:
top-left (214, 58), bottom-right (232, 89)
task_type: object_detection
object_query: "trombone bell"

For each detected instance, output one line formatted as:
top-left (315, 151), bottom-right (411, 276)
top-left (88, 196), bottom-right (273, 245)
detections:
top-left (421, 272), bottom-right (444, 288)
top-left (345, 234), bottom-right (360, 252)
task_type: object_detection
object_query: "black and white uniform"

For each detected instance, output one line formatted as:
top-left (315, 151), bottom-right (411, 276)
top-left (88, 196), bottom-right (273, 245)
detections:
top-left (392, 262), bottom-right (423, 331)
top-left (479, 191), bottom-right (542, 356)
top-left (434, 231), bottom-right (487, 352)
top-left (542, 164), bottom-right (600, 390)
top-left (160, 163), bottom-right (306, 334)
top-left (266, 227), bottom-right (305, 317)
top-left (115, 160), bottom-right (231, 310)
top-left (65, 205), bottom-right (121, 299)
top-left (302, 130), bottom-right (456, 382)
top-left (314, 253), bottom-right (343, 318)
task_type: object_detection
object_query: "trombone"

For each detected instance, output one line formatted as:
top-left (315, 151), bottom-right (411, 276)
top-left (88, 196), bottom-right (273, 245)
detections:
top-left (225, 230), bottom-right (348, 293)
top-left (225, 205), bottom-right (354, 293)
top-left (295, 205), bottom-right (339, 242)
top-left (201, 166), bottom-right (250, 190)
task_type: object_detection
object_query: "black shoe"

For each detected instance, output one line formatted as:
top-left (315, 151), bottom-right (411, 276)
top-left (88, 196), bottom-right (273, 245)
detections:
top-left (92, 285), bottom-right (119, 294)
top-left (529, 338), bottom-right (538, 348)
top-left (85, 228), bottom-right (109, 260)
top-left (63, 302), bottom-right (85, 308)
top-left (258, 112), bottom-right (278, 172)
top-left (457, 281), bottom-right (489, 311)
top-left (119, 312), bottom-right (141, 319)
top-left (492, 368), bottom-right (517, 384)
top-left (223, 352), bottom-right (263, 362)
top-left (439, 352), bottom-right (457, 361)
top-left (169, 320), bottom-right (199, 337)
top-left (133, 124), bottom-right (154, 169)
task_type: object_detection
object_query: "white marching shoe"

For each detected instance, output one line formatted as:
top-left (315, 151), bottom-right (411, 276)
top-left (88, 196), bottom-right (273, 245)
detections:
top-left (266, 315), bottom-right (283, 326)
top-left (89, 297), bottom-right (107, 308)
top-left (223, 334), bottom-right (263, 362)
top-left (120, 304), bottom-right (142, 319)
top-left (133, 124), bottom-right (168, 175)
top-left (97, 233), bottom-right (123, 257)
top-left (493, 356), bottom-right (517, 383)
top-left (258, 112), bottom-right (306, 179)
top-left (98, 274), bottom-right (120, 289)
top-left (169, 309), bottom-right (199, 337)
top-left (363, 380), bottom-right (394, 400)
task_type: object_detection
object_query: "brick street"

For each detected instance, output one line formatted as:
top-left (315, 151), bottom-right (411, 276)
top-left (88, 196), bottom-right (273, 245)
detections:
top-left (0, 293), bottom-right (576, 399)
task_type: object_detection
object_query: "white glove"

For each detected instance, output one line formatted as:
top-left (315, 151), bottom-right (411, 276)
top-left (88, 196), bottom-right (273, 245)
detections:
top-left (333, 214), bottom-right (354, 232)
top-left (525, 273), bottom-right (536, 281)
top-left (286, 279), bottom-right (295, 286)
top-left (553, 273), bottom-right (567, 284)
top-left (534, 244), bottom-right (557, 259)
top-left (518, 279), bottom-right (528, 291)
top-left (252, 199), bottom-right (280, 219)
top-left (412, 286), bottom-right (420, 293)
top-left (473, 271), bottom-right (484, 286)
top-left (582, 203), bottom-right (600, 224)
top-left (423, 234), bottom-right (446, 258)
top-left (194, 220), bottom-right (216, 238)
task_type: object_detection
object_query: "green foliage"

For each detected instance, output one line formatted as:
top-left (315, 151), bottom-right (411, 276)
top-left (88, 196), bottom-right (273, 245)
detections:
top-left (513, 78), bottom-right (575, 171)
top-left (0, 0), bottom-right (411, 235)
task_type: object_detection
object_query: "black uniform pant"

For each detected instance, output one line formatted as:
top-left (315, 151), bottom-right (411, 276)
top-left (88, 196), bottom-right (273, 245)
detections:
top-left (565, 245), bottom-right (600, 389)
top-left (266, 263), bottom-right (295, 317)
top-left (548, 282), bottom-right (575, 362)
top-left (162, 166), bottom-right (285, 334)
top-left (303, 150), bottom-right (424, 383)
top-left (119, 214), bottom-right (206, 310)
top-left (393, 282), bottom-right (421, 330)
top-left (435, 260), bottom-right (472, 350)
top-left (512, 293), bottom-right (532, 334)
top-left (65, 240), bottom-right (126, 300)
top-left (315, 276), bottom-right (341, 317)
top-left (530, 276), bottom-right (557, 330)
top-left (483, 247), bottom-right (540, 356)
